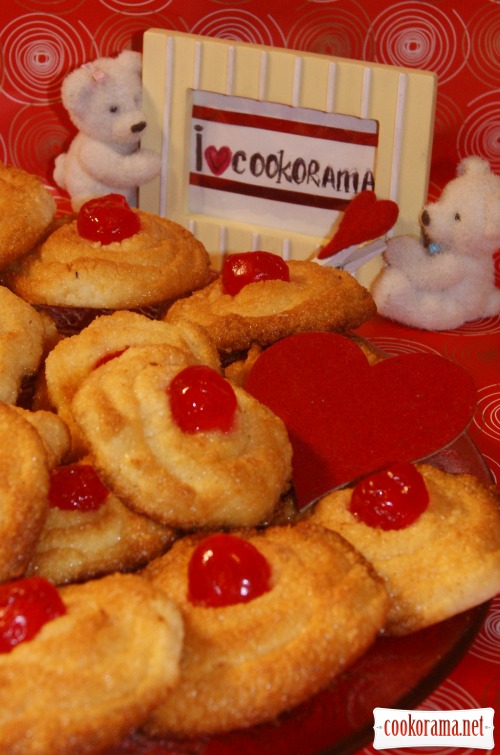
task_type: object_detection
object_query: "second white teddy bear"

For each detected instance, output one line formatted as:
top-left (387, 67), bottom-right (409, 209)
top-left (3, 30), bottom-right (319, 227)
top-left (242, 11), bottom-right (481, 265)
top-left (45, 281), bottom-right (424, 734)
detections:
top-left (54, 50), bottom-right (160, 210)
top-left (372, 157), bottom-right (500, 330)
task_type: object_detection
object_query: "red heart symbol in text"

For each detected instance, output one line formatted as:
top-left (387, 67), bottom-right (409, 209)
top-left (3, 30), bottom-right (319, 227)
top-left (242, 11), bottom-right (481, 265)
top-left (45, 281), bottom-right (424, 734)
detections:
top-left (318, 191), bottom-right (399, 258)
top-left (245, 332), bottom-right (477, 508)
top-left (205, 145), bottom-right (232, 176)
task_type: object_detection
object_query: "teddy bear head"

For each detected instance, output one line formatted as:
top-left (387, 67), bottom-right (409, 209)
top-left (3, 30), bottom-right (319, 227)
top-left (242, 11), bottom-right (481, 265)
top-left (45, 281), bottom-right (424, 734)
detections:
top-left (420, 157), bottom-right (500, 258)
top-left (61, 50), bottom-right (147, 147)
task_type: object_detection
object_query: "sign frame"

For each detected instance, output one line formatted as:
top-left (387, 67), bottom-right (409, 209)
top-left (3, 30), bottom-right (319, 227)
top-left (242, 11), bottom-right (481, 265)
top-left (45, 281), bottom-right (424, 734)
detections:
top-left (140, 30), bottom-right (437, 277)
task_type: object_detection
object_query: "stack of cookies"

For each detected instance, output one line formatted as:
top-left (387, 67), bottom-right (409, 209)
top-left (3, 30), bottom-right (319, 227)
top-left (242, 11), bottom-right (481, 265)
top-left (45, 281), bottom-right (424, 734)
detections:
top-left (0, 162), bottom-right (498, 754)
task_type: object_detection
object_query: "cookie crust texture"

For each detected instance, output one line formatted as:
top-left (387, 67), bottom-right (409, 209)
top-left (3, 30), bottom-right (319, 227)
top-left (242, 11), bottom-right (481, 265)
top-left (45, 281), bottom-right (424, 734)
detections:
top-left (0, 573), bottom-right (183, 754)
top-left (311, 464), bottom-right (500, 635)
top-left (142, 521), bottom-right (388, 736)
top-left (165, 260), bottom-right (376, 352)
top-left (71, 344), bottom-right (293, 529)
top-left (0, 286), bottom-right (57, 404)
top-left (27, 458), bottom-right (176, 586)
top-left (6, 210), bottom-right (211, 308)
top-left (39, 311), bottom-right (220, 458)
top-left (0, 162), bottom-right (56, 267)
top-left (0, 402), bottom-right (50, 582)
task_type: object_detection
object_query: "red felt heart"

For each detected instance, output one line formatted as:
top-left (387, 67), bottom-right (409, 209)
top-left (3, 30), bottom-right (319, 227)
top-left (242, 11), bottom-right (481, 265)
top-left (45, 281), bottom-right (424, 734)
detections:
top-left (318, 191), bottom-right (399, 258)
top-left (245, 333), bottom-right (477, 508)
top-left (205, 145), bottom-right (232, 176)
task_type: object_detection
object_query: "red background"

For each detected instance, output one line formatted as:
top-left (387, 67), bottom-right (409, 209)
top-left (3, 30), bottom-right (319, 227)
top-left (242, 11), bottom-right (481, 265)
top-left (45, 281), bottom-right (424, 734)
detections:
top-left (0, 0), bottom-right (499, 200)
top-left (0, 2), bottom-right (498, 754)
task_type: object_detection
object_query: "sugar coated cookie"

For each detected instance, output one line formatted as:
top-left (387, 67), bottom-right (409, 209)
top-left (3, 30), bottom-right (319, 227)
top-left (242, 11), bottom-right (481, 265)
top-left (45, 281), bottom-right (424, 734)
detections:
top-left (0, 402), bottom-right (50, 582)
top-left (141, 521), bottom-right (388, 736)
top-left (0, 162), bottom-right (56, 267)
top-left (310, 463), bottom-right (500, 634)
top-left (0, 572), bottom-right (183, 753)
top-left (71, 346), bottom-right (292, 529)
top-left (166, 258), bottom-right (376, 353)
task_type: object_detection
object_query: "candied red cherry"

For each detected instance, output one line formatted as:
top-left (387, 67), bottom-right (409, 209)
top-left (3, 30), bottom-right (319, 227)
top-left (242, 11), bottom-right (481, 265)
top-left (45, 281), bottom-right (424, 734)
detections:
top-left (0, 577), bottom-right (66, 654)
top-left (77, 193), bottom-right (141, 244)
top-left (349, 462), bottom-right (429, 530)
top-left (168, 364), bottom-right (237, 434)
top-left (221, 251), bottom-right (290, 295)
top-left (49, 463), bottom-right (109, 512)
top-left (188, 533), bottom-right (272, 607)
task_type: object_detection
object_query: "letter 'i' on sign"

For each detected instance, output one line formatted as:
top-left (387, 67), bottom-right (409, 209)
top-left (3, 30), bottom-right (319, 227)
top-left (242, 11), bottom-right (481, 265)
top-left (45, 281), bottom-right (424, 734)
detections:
top-left (140, 30), bottom-right (437, 281)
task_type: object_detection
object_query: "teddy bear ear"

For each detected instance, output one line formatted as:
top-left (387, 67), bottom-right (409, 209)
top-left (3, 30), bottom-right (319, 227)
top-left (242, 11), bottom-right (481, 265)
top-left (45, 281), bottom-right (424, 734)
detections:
top-left (456, 156), bottom-right (492, 178)
top-left (456, 157), bottom-right (500, 240)
top-left (116, 50), bottom-right (142, 74)
top-left (60, 65), bottom-right (97, 120)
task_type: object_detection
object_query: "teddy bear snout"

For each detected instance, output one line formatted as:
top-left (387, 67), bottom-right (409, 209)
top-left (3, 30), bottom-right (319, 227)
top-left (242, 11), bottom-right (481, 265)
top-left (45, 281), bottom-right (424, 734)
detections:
top-left (131, 121), bottom-right (146, 134)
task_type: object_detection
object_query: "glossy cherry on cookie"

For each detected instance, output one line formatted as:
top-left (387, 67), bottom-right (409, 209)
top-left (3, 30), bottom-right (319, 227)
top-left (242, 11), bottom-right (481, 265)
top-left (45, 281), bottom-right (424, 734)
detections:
top-left (168, 364), bottom-right (237, 434)
top-left (49, 463), bottom-right (109, 512)
top-left (221, 251), bottom-right (290, 295)
top-left (77, 193), bottom-right (141, 244)
top-left (0, 577), bottom-right (66, 653)
top-left (188, 533), bottom-right (272, 607)
top-left (349, 462), bottom-right (429, 530)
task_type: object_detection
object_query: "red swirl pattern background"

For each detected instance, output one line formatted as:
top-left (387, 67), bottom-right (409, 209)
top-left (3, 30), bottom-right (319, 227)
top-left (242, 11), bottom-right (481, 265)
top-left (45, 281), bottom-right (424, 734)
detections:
top-left (0, 1), bottom-right (498, 189)
top-left (0, 1), bottom-right (498, 753)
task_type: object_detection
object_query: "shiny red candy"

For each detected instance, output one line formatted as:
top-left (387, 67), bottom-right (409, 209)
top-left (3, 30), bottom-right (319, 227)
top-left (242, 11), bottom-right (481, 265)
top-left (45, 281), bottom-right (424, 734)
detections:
top-left (77, 193), bottom-right (141, 244)
top-left (188, 533), bottom-right (272, 607)
top-left (349, 462), bottom-right (429, 530)
top-left (221, 251), bottom-right (290, 295)
top-left (0, 577), bottom-right (66, 653)
top-left (168, 365), bottom-right (237, 434)
top-left (49, 463), bottom-right (109, 512)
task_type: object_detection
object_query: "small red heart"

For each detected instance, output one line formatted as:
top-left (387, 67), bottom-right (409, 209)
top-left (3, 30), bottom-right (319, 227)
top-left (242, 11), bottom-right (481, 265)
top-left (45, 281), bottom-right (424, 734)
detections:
top-left (205, 145), bottom-right (232, 176)
top-left (245, 333), bottom-right (477, 508)
top-left (318, 191), bottom-right (399, 259)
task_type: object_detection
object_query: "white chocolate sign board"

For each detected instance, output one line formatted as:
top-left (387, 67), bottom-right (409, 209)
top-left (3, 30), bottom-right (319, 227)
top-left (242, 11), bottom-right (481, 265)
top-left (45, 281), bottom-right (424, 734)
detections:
top-left (140, 30), bottom-right (437, 276)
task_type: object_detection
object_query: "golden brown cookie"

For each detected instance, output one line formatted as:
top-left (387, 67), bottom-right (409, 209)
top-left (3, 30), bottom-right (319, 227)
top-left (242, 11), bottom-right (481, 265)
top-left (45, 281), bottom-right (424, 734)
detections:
top-left (37, 310), bottom-right (220, 457)
top-left (310, 463), bottom-right (500, 635)
top-left (4, 207), bottom-right (211, 332)
top-left (141, 521), bottom-right (388, 736)
top-left (0, 286), bottom-right (58, 404)
top-left (0, 572), bottom-right (183, 754)
top-left (0, 162), bottom-right (56, 267)
top-left (0, 402), bottom-right (50, 582)
top-left (223, 342), bottom-right (263, 386)
top-left (11, 406), bottom-right (71, 469)
top-left (165, 259), bottom-right (376, 354)
top-left (27, 459), bottom-right (176, 585)
top-left (71, 344), bottom-right (293, 529)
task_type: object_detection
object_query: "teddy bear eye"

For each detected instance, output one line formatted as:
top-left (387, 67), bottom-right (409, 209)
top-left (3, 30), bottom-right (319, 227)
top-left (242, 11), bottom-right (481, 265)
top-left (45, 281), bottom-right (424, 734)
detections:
top-left (454, 212), bottom-right (461, 221)
top-left (109, 105), bottom-right (119, 114)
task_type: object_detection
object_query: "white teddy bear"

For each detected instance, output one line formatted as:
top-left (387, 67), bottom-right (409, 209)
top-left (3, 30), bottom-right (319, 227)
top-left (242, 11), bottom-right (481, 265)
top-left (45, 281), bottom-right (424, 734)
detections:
top-left (53, 50), bottom-right (161, 210)
top-left (372, 157), bottom-right (500, 330)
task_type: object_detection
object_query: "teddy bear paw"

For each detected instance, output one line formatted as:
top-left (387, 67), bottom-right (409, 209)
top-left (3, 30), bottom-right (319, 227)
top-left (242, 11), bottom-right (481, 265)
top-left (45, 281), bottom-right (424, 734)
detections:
top-left (383, 235), bottom-right (426, 268)
top-left (136, 148), bottom-right (162, 182)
